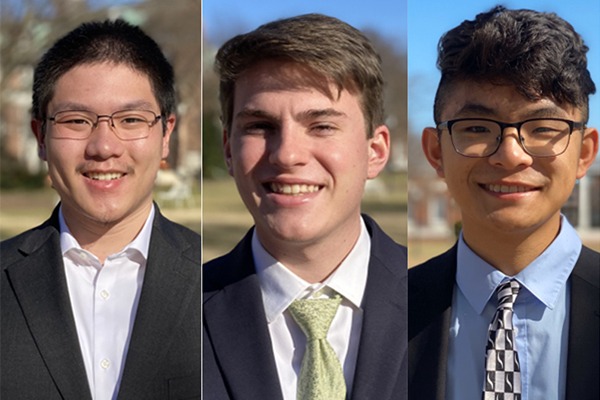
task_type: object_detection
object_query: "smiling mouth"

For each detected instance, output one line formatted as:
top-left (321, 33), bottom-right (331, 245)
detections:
top-left (267, 182), bottom-right (322, 196)
top-left (483, 184), bottom-right (537, 194)
top-left (84, 172), bottom-right (125, 181)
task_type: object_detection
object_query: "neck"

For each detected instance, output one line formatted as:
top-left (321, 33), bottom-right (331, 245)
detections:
top-left (62, 203), bottom-right (152, 264)
top-left (258, 218), bottom-right (362, 284)
top-left (461, 214), bottom-right (561, 276)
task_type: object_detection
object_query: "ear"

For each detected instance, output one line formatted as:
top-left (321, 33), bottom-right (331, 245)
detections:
top-left (161, 114), bottom-right (176, 159)
top-left (222, 129), bottom-right (233, 176)
top-left (366, 125), bottom-right (390, 179)
top-left (31, 119), bottom-right (47, 161)
top-left (422, 127), bottom-right (445, 178)
top-left (576, 127), bottom-right (599, 179)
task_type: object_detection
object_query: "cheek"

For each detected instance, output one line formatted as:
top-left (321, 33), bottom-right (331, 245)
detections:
top-left (235, 138), bottom-right (265, 172)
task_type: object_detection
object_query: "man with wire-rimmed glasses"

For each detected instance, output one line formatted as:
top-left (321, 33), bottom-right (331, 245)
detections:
top-left (409, 6), bottom-right (599, 400)
top-left (1, 19), bottom-right (200, 400)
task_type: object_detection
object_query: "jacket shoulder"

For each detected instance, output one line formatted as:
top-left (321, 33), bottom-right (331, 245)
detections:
top-left (1, 220), bottom-right (56, 270)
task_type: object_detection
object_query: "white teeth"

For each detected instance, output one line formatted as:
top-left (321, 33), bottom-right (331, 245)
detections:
top-left (87, 172), bottom-right (123, 181)
top-left (487, 184), bottom-right (531, 193)
top-left (270, 183), bottom-right (320, 195)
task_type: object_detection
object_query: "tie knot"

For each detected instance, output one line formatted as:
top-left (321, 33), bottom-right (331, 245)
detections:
top-left (289, 295), bottom-right (342, 340)
top-left (496, 280), bottom-right (520, 310)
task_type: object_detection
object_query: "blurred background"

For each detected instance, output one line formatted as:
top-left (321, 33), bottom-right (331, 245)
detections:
top-left (408, 0), bottom-right (600, 266)
top-left (0, 0), bottom-right (201, 238)
top-left (202, 0), bottom-right (408, 261)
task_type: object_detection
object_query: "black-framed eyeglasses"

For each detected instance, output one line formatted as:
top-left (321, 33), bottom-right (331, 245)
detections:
top-left (436, 117), bottom-right (585, 158)
top-left (46, 109), bottom-right (162, 140)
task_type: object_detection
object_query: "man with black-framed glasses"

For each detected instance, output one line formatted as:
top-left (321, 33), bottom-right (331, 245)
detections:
top-left (409, 6), bottom-right (598, 400)
top-left (1, 20), bottom-right (200, 399)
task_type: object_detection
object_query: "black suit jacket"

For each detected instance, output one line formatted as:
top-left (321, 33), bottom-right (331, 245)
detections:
top-left (203, 215), bottom-right (408, 400)
top-left (408, 244), bottom-right (600, 400)
top-left (1, 204), bottom-right (201, 400)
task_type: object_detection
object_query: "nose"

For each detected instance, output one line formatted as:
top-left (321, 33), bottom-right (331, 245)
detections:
top-left (85, 117), bottom-right (125, 159)
top-left (267, 124), bottom-right (309, 168)
top-left (488, 127), bottom-right (533, 169)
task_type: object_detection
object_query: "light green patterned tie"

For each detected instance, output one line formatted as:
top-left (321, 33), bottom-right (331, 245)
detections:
top-left (288, 295), bottom-right (346, 400)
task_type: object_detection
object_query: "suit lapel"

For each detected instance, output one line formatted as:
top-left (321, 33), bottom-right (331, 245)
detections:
top-left (351, 221), bottom-right (407, 400)
top-left (117, 211), bottom-right (200, 398)
top-left (5, 217), bottom-right (91, 399)
top-left (203, 233), bottom-right (284, 400)
top-left (566, 246), bottom-right (600, 399)
top-left (408, 245), bottom-right (456, 400)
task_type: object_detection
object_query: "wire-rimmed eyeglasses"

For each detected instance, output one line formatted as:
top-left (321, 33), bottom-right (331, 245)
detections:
top-left (46, 109), bottom-right (162, 140)
top-left (436, 117), bottom-right (585, 158)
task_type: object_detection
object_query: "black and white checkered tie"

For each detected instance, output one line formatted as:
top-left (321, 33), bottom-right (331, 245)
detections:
top-left (483, 280), bottom-right (521, 400)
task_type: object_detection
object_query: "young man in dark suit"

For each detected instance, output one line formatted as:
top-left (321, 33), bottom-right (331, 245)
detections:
top-left (203, 13), bottom-right (408, 400)
top-left (409, 6), bottom-right (599, 400)
top-left (1, 20), bottom-right (200, 399)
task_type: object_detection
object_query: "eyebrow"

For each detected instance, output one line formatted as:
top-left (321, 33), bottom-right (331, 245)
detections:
top-left (234, 107), bottom-right (347, 122)
top-left (50, 100), bottom-right (158, 114)
top-left (297, 108), bottom-right (347, 122)
top-left (455, 103), bottom-right (571, 120)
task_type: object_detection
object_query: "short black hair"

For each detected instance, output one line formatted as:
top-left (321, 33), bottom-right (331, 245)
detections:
top-left (32, 19), bottom-right (176, 121)
top-left (434, 6), bottom-right (596, 123)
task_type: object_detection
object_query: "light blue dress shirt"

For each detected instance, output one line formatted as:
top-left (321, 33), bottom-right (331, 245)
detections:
top-left (446, 216), bottom-right (582, 400)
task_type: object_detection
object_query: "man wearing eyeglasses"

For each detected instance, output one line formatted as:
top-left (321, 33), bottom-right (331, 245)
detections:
top-left (1, 20), bottom-right (200, 399)
top-left (409, 6), bottom-right (598, 400)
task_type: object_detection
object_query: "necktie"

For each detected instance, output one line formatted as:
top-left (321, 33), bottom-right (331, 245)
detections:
top-left (483, 280), bottom-right (521, 400)
top-left (288, 295), bottom-right (346, 400)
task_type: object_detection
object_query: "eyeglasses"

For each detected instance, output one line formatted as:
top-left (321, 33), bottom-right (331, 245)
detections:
top-left (436, 117), bottom-right (585, 158)
top-left (46, 109), bottom-right (162, 140)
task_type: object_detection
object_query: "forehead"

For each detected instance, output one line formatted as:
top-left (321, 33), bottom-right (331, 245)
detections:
top-left (440, 80), bottom-right (580, 121)
top-left (50, 62), bottom-right (158, 111)
top-left (235, 60), bottom-right (335, 98)
top-left (232, 59), bottom-right (362, 114)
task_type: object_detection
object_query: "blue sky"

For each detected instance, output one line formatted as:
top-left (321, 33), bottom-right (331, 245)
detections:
top-left (202, 0), bottom-right (407, 50)
top-left (203, 0), bottom-right (599, 135)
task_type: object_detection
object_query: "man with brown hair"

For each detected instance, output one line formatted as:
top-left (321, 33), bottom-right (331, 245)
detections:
top-left (409, 6), bottom-right (598, 400)
top-left (203, 13), bottom-right (407, 400)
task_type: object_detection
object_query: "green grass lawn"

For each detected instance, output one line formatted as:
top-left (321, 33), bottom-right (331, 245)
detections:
top-left (0, 186), bottom-right (201, 240)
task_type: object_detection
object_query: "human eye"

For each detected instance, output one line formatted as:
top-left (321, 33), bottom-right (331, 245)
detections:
top-left (462, 124), bottom-right (491, 134)
top-left (115, 111), bottom-right (151, 126)
top-left (57, 113), bottom-right (90, 125)
top-left (54, 112), bottom-right (93, 128)
top-left (453, 120), bottom-right (496, 137)
top-left (526, 120), bottom-right (567, 137)
top-left (242, 121), bottom-right (275, 136)
top-left (310, 123), bottom-right (337, 136)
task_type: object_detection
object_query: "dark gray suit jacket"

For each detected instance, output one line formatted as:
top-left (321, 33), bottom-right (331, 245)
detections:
top-left (203, 215), bottom-right (408, 400)
top-left (1, 205), bottom-right (201, 400)
top-left (408, 244), bottom-right (600, 400)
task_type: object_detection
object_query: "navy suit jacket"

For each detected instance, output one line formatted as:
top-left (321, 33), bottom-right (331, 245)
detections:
top-left (408, 244), bottom-right (599, 400)
top-left (203, 215), bottom-right (408, 400)
top-left (1, 205), bottom-right (201, 400)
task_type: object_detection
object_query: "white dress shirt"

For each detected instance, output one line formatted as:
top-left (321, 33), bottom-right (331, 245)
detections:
top-left (60, 206), bottom-right (153, 400)
top-left (254, 218), bottom-right (371, 400)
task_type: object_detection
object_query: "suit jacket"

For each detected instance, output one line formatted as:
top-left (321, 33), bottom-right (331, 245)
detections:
top-left (408, 244), bottom-right (600, 400)
top-left (203, 215), bottom-right (408, 400)
top-left (1, 204), bottom-right (201, 400)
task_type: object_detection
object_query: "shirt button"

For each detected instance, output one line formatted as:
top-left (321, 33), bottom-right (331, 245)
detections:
top-left (100, 359), bottom-right (110, 369)
top-left (100, 290), bottom-right (110, 300)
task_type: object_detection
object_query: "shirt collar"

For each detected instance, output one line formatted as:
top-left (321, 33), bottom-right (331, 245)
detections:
top-left (456, 215), bottom-right (582, 314)
top-left (59, 205), bottom-right (155, 261)
top-left (254, 217), bottom-right (371, 323)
